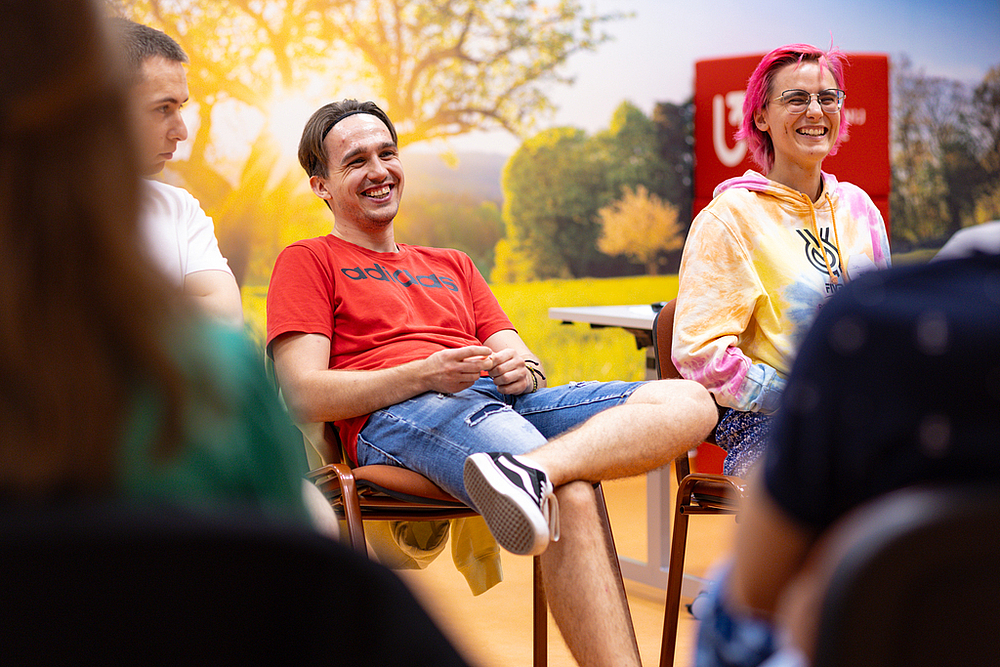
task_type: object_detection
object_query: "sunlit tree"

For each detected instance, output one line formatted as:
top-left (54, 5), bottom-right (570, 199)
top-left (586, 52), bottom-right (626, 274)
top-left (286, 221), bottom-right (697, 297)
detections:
top-left (501, 127), bottom-right (609, 279)
top-left (970, 66), bottom-right (1000, 222)
top-left (597, 186), bottom-right (683, 276)
top-left (891, 57), bottom-right (957, 245)
top-left (110, 0), bottom-right (624, 282)
top-left (592, 101), bottom-right (671, 201)
top-left (314, 0), bottom-right (623, 145)
top-left (890, 57), bottom-right (1000, 246)
top-left (500, 98), bottom-right (699, 280)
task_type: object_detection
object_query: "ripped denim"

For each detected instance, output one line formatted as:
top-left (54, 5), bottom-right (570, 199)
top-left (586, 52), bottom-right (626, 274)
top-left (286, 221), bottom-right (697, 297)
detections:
top-left (356, 376), bottom-right (642, 505)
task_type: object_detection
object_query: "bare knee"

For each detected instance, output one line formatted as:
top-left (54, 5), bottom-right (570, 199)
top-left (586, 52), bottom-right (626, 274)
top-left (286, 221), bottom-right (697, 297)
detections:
top-left (554, 479), bottom-right (599, 515)
top-left (629, 379), bottom-right (718, 437)
top-left (677, 380), bottom-right (719, 440)
top-left (629, 377), bottom-right (703, 404)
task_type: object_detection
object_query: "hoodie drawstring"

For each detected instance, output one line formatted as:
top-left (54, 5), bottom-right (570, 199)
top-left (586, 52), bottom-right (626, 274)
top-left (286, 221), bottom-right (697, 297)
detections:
top-left (807, 191), bottom-right (842, 285)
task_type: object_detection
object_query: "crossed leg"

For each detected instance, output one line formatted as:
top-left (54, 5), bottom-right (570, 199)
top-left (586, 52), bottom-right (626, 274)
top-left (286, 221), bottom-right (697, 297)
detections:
top-left (527, 379), bottom-right (717, 666)
top-left (524, 378), bottom-right (717, 486)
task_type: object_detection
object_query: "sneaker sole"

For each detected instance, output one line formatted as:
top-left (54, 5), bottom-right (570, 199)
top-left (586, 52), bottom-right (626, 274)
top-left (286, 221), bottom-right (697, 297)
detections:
top-left (464, 455), bottom-right (549, 556)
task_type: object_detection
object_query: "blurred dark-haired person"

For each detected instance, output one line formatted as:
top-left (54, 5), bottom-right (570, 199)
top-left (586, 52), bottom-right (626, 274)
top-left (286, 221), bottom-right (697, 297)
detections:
top-left (695, 247), bottom-right (1000, 667)
top-left (1, 0), bottom-right (305, 525)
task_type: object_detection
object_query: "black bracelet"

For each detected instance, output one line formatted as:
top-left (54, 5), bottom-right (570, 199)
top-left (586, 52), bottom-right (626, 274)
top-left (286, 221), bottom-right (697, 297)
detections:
top-left (524, 359), bottom-right (546, 381)
top-left (526, 365), bottom-right (544, 393)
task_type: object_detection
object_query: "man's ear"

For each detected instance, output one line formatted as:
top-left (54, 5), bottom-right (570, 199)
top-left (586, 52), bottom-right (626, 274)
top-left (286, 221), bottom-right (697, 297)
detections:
top-left (309, 174), bottom-right (331, 200)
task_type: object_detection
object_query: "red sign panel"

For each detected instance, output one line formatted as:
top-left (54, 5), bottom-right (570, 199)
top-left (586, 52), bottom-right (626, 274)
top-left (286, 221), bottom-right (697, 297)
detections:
top-left (693, 53), bottom-right (891, 232)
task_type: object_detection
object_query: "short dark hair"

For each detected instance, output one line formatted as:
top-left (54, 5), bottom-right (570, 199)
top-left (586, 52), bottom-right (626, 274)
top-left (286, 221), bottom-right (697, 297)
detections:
top-left (297, 99), bottom-right (398, 179)
top-left (109, 18), bottom-right (188, 85)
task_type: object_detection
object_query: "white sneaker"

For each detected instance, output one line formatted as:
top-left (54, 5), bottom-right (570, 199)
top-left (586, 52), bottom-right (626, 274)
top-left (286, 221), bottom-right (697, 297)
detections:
top-left (463, 452), bottom-right (560, 556)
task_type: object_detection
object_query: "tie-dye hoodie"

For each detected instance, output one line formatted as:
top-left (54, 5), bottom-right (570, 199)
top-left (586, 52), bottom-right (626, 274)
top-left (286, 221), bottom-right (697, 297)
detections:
top-left (672, 170), bottom-right (890, 414)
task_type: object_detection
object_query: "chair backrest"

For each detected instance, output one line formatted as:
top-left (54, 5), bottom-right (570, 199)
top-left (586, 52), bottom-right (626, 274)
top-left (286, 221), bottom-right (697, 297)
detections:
top-left (266, 344), bottom-right (465, 504)
top-left (0, 501), bottom-right (471, 665)
top-left (651, 299), bottom-right (682, 381)
top-left (804, 484), bottom-right (1000, 667)
top-left (264, 348), bottom-right (338, 466)
top-left (652, 300), bottom-right (695, 482)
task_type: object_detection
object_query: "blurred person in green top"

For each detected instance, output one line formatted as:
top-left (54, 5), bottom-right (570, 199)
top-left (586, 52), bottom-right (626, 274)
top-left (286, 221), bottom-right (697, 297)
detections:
top-left (0, 0), bottom-right (309, 526)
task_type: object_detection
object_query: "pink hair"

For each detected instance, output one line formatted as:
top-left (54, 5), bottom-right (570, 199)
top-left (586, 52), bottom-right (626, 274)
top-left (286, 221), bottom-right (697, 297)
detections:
top-left (735, 43), bottom-right (851, 173)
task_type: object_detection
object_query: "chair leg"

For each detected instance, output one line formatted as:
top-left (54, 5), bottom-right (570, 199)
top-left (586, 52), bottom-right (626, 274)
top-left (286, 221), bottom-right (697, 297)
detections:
top-left (319, 464), bottom-right (368, 556)
top-left (533, 555), bottom-right (546, 667)
top-left (595, 484), bottom-right (637, 640)
top-left (531, 483), bottom-right (631, 667)
top-left (660, 481), bottom-right (694, 667)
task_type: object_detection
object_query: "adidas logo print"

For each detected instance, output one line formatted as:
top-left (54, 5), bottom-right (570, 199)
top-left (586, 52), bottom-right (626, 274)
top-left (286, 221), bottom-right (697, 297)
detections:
top-left (340, 263), bottom-right (459, 292)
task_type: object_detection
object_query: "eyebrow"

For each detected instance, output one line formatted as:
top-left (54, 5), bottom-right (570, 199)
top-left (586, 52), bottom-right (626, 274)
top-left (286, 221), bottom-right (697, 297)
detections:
top-left (149, 95), bottom-right (188, 107)
top-left (339, 141), bottom-right (397, 166)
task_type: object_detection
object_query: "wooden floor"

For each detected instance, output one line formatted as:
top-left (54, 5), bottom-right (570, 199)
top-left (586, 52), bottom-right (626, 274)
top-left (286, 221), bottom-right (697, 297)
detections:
top-left (396, 474), bottom-right (737, 667)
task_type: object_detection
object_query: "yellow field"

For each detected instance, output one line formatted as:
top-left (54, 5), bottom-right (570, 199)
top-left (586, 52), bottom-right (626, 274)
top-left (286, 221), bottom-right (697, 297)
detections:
top-left (242, 274), bottom-right (678, 386)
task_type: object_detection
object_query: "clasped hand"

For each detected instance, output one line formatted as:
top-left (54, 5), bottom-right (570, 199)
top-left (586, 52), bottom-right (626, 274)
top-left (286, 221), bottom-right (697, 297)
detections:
top-left (425, 346), bottom-right (532, 395)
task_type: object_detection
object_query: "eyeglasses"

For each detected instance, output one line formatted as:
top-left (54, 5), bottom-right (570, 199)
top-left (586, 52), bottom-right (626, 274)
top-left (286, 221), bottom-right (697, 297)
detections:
top-left (771, 89), bottom-right (846, 114)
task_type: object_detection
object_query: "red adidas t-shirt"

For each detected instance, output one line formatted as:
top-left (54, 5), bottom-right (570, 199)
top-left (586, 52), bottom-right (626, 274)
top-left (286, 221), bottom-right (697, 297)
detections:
top-left (266, 234), bottom-right (514, 462)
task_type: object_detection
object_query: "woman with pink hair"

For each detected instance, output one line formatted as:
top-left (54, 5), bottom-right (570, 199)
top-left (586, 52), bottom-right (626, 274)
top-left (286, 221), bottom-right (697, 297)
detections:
top-left (671, 43), bottom-right (890, 478)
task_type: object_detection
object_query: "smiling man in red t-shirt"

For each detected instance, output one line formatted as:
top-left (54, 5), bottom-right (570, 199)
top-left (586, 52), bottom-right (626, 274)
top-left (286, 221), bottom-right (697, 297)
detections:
top-left (267, 99), bottom-right (717, 667)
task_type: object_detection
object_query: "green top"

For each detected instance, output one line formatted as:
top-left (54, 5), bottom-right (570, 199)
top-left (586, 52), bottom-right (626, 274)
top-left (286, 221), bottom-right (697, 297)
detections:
top-left (118, 322), bottom-right (309, 524)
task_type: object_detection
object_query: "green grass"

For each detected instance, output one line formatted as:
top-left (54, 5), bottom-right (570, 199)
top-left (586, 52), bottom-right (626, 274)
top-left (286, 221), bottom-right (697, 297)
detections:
top-left (491, 275), bottom-right (677, 385)
top-left (242, 274), bottom-right (678, 386)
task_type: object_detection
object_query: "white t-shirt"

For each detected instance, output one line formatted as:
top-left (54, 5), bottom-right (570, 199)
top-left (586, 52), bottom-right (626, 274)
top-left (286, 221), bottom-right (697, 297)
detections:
top-left (934, 220), bottom-right (1000, 261)
top-left (139, 179), bottom-right (233, 286)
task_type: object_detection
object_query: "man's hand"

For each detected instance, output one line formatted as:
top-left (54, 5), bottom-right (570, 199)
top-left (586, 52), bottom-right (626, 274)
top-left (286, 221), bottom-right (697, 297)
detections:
top-left (487, 347), bottom-right (535, 395)
top-left (421, 346), bottom-right (495, 394)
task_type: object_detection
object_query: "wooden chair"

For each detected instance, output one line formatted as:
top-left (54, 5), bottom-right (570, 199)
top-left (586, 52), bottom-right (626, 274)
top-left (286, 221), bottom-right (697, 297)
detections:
top-left (271, 361), bottom-right (625, 667)
top-left (302, 421), bottom-right (545, 667)
top-left (651, 299), bottom-right (748, 667)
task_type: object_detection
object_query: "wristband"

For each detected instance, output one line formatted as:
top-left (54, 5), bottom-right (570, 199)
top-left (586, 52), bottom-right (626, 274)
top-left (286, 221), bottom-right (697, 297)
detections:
top-left (524, 359), bottom-right (546, 381)
top-left (526, 365), bottom-right (544, 393)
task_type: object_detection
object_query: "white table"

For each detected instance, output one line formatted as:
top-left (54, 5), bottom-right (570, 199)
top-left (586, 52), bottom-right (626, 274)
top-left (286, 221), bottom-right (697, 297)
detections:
top-left (548, 304), bottom-right (662, 380)
top-left (548, 304), bottom-right (707, 597)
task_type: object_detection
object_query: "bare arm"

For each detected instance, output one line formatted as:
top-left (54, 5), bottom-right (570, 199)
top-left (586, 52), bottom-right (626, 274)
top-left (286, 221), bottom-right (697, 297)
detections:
top-left (726, 468), bottom-right (818, 617)
top-left (184, 269), bottom-right (244, 328)
top-left (270, 332), bottom-right (495, 424)
top-left (482, 329), bottom-right (546, 395)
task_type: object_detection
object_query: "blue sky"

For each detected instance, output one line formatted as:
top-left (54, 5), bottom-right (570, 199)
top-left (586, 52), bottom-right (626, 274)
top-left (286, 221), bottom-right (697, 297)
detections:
top-left (434, 0), bottom-right (1000, 155)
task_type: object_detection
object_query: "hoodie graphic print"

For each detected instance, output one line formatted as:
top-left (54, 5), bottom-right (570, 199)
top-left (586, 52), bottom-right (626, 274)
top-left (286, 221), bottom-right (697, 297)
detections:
top-left (673, 170), bottom-right (890, 414)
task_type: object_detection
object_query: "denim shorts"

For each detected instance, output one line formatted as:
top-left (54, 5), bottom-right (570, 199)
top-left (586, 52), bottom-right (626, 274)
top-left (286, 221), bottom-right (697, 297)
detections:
top-left (356, 376), bottom-right (643, 505)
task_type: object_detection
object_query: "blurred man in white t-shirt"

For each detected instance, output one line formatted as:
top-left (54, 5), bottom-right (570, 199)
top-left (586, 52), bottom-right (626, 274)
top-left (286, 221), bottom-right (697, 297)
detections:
top-left (113, 18), bottom-right (243, 327)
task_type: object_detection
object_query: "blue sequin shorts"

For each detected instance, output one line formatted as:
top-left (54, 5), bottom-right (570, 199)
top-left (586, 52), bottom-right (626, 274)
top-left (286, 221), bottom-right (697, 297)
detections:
top-left (714, 409), bottom-right (774, 477)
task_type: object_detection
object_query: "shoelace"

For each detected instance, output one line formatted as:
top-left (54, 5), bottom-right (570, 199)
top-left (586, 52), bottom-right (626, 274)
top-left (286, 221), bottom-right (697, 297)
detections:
top-left (538, 479), bottom-right (560, 543)
top-left (504, 455), bottom-right (561, 543)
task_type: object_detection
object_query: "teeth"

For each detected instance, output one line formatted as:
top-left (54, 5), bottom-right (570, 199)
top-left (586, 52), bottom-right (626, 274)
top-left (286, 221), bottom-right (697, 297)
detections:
top-left (365, 185), bottom-right (390, 198)
top-left (798, 127), bottom-right (827, 136)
